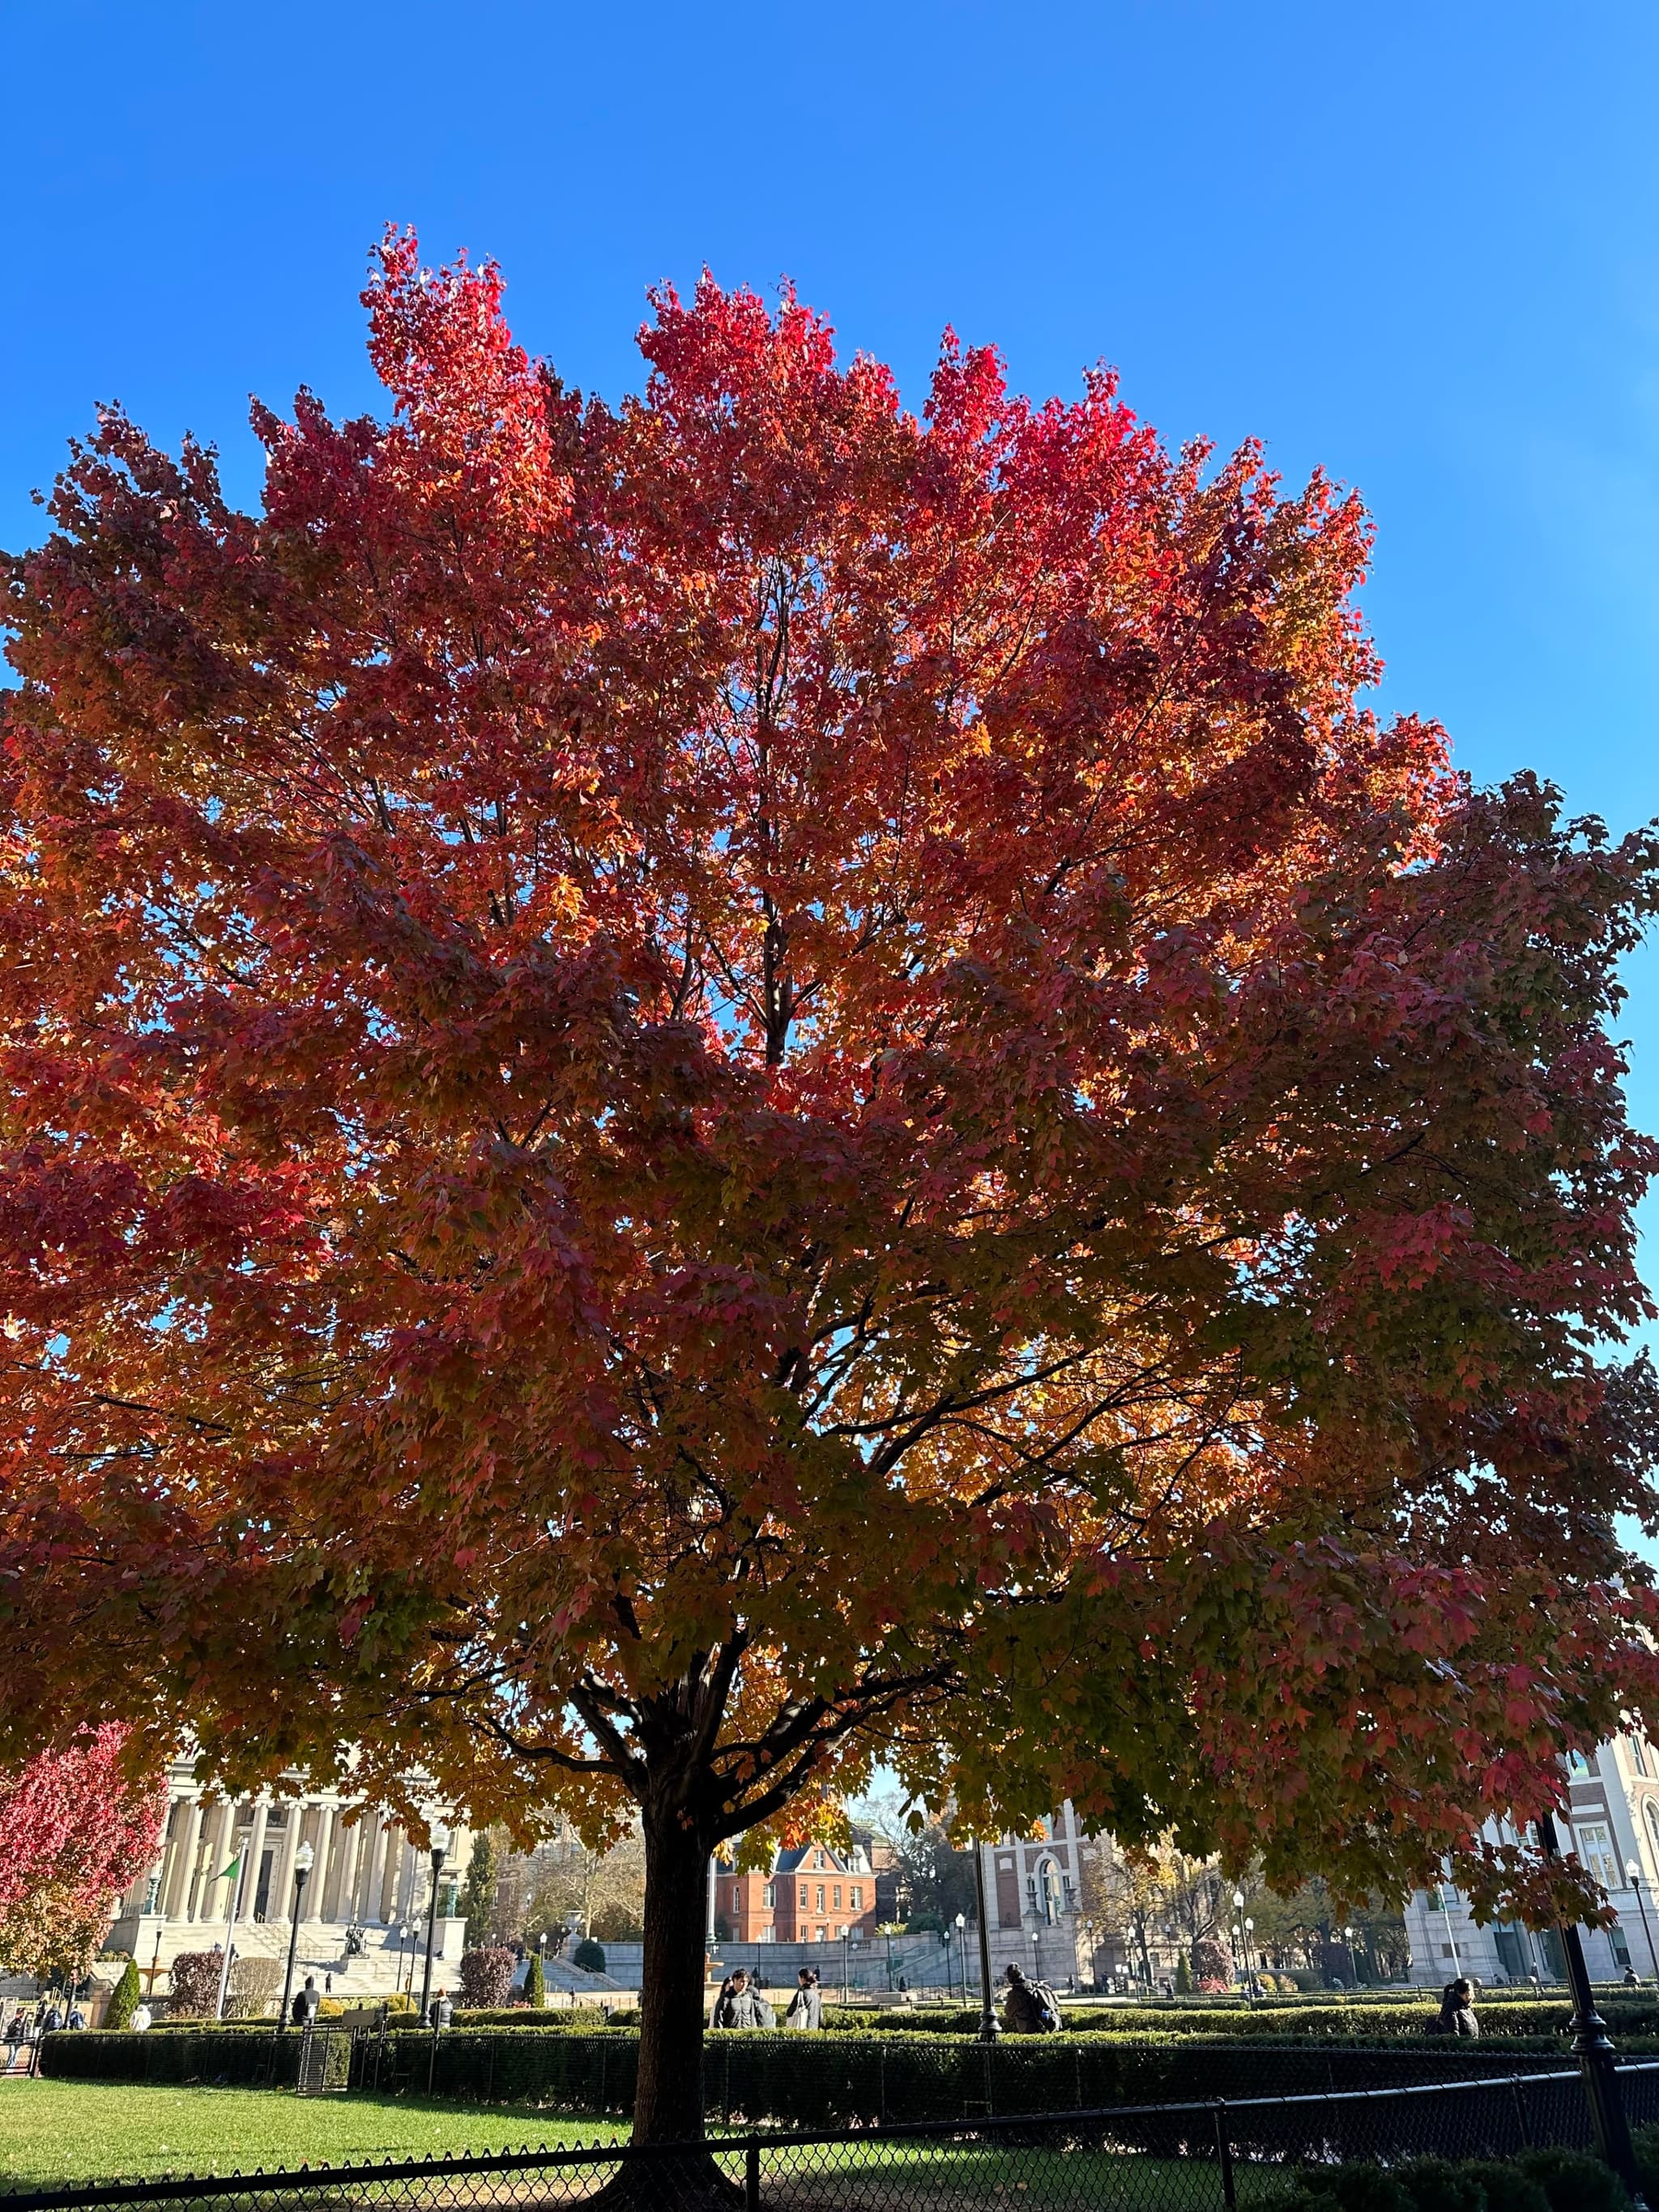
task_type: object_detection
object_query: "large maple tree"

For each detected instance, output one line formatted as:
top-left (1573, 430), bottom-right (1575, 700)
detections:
top-left (4, 235), bottom-right (1659, 2137)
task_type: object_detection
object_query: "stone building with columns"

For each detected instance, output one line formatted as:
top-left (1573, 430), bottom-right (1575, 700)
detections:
top-left (107, 1756), bottom-right (472, 2005)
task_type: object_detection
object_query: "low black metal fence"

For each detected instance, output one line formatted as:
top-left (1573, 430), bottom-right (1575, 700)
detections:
top-left (8, 2061), bottom-right (1659, 2210)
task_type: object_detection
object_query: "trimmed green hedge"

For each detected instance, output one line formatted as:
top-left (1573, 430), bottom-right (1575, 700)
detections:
top-left (838, 1998), bottom-right (1659, 2042)
top-left (1260, 2146), bottom-right (1627, 2211)
top-left (39, 2027), bottom-right (1586, 2125)
top-left (41, 2028), bottom-right (350, 2091)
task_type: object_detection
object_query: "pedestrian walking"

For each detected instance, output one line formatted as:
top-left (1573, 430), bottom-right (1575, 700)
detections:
top-left (784, 1967), bottom-right (823, 2029)
top-left (1431, 1977), bottom-right (1479, 2037)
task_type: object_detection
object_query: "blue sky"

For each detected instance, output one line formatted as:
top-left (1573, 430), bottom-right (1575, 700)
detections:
top-left (6, 0), bottom-right (1658, 1308)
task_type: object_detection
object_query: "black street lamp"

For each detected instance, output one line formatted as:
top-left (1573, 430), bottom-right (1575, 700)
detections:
top-left (1537, 1812), bottom-right (1649, 2207)
top-left (417, 1826), bottom-right (450, 2025)
top-left (954, 1912), bottom-right (966, 2005)
top-left (970, 1839), bottom-right (1000, 2044)
top-left (278, 1840), bottom-right (315, 2030)
top-left (1627, 1863), bottom-right (1658, 1984)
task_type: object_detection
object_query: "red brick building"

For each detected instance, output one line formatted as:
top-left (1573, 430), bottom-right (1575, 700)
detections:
top-left (716, 1842), bottom-right (878, 1946)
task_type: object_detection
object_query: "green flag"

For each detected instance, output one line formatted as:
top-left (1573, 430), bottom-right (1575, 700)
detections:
top-left (215, 1852), bottom-right (241, 1884)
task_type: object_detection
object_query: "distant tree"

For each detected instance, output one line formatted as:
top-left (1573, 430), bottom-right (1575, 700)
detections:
top-left (165, 1950), bottom-right (224, 2018)
top-left (574, 1937), bottom-right (608, 1975)
top-left (458, 1946), bottom-right (515, 2009)
top-left (1174, 1951), bottom-right (1192, 1995)
top-left (458, 1828), bottom-right (500, 1950)
top-left (523, 1949), bottom-right (545, 2007)
top-left (854, 1797), bottom-right (975, 1930)
top-left (0, 1729), bottom-right (165, 1984)
top-left (104, 1958), bottom-right (140, 2030)
top-left (1190, 1937), bottom-right (1232, 1993)
top-left (528, 1829), bottom-right (646, 1942)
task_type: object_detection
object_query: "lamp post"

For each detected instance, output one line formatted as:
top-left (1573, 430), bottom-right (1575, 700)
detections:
top-left (417, 1826), bottom-right (450, 2025)
top-left (1342, 1924), bottom-right (1360, 1990)
top-left (1537, 1812), bottom-right (1648, 2207)
top-left (1628, 1864), bottom-right (1658, 1984)
top-left (1232, 1890), bottom-right (1255, 2008)
top-left (278, 1841), bottom-right (315, 2030)
top-left (970, 1841), bottom-right (1000, 2044)
top-left (1435, 1880), bottom-right (1463, 1979)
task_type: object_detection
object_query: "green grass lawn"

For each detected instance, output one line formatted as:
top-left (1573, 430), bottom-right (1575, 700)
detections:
top-left (0, 2082), bottom-right (1294, 2209)
top-left (0, 2079), bottom-right (627, 2186)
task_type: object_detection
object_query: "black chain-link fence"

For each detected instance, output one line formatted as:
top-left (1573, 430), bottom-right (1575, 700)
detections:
top-left (8, 2060), bottom-right (1659, 2211)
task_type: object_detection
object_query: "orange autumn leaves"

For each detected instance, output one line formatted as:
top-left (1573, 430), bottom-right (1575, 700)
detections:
top-left (0, 234), bottom-right (1656, 1939)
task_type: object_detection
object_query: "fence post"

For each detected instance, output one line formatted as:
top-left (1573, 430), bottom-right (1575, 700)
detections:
top-left (1213, 2101), bottom-right (1237, 2212)
top-left (1511, 2074), bottom-right (1532, 2150)
top-left (878, 2044), bottom-right (887, 2127)
top-left (723, 2039), bottom-right (732, 2129)
top-left (744, 2139), bottom-right (760, 2212)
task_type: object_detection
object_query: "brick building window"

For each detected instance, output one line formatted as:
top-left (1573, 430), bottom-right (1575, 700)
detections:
top-left (763, 1882), bottom-right (775, 1907)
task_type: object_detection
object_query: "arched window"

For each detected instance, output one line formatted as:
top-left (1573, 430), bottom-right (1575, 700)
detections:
top-left (1036, 1856), bottom-right (1064, 1925)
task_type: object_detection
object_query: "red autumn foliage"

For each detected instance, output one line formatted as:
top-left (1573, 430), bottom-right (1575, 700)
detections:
top-left (3, 232), bottom-right (1658, 2132)
top-left (0, 1725), bottom-right (165, 1978)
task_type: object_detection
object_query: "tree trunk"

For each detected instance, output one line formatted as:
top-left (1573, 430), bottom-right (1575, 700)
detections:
top-left (633, 1798), bottom-right (715, 2145)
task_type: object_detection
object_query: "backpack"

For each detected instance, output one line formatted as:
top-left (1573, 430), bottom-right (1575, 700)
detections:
top-left (1033, 1982), bottom-right (1063, 2033)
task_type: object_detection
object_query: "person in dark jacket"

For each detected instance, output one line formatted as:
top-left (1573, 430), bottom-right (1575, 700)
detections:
top-left (785, 1968), bottom-right (823, 2029)
top-left (1431, 1978), bottom-right (1478, 2037)
top-left (292, 1975), bottom-right (320, 2026)
top-left (1000, 1964), bottom-right (1046, 2034)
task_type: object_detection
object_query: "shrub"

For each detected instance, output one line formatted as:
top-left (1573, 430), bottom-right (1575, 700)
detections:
top-left (459, 1947), bottom-right (517, 2009)
top-left (1174, 1953), bottom-right (1192, 1995)
top-left (524, 1951), bottom-right (545, 2007)
top-left (103, 1959), bottom-right (140, 2031)
top-left (1457, 2169), bottom-right (1551, 2212)
top-left (1514, 2146), bottom-right (1630, 2212)
top-left (1269, 2155), bottom-right (1605, 2212)
top-left (1190, 1937), bottom-right (1231, 1987)
top-left (573, 1937), bottom-right (607, 1975)
top-left (164, 1951), bottom-right (224, 2018)
top-left (226, 1954), bottom-right (282, 2018)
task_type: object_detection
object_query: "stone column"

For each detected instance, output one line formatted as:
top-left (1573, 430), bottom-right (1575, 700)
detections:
top-left (348, 1813), bottom-right (377, 1921)
top-left (310, 1805), bottom-right (336, 1923)
top-left (269, 1805), bottom-right (298, 1923)
top-left (365, 1817), bottom-right (394, 1922)
top-left (158, 1798), bottom-right (190, 1920)
top-left (194, 1802), bottom-right (227, 1924)
top-left (240, 1799), bottom-right (270, 1921)
top-left (332, 1815), bottom-right (363, 1925)
top-left (393, 1834), bottom-right (416, 1923)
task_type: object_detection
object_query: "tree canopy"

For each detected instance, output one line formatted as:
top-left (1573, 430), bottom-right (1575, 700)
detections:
top-left (3, 232), bottom-right (1658, 2133)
